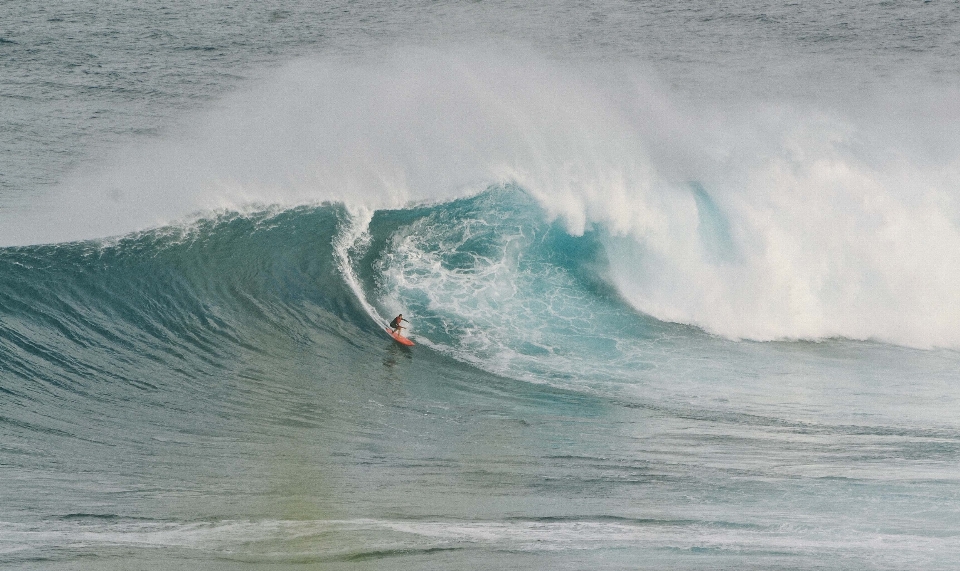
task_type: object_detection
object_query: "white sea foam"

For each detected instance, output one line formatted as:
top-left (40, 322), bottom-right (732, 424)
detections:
top-left (2, 517), bottom-right (954, 568)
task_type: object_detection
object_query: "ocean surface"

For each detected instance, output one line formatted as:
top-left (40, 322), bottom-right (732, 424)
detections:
top-left (3, 1), bottom-right (960, 569)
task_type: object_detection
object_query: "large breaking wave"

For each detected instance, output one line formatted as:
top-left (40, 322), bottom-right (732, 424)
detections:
top-left (3, 48), bottom-right (960, 348)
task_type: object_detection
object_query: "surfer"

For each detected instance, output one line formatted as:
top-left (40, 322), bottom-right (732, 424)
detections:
top-left (390, 314), bottom-right (409, 334)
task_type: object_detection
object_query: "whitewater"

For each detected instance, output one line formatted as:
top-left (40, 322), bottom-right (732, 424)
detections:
top-left (2, 1), bottom-right (960, 569)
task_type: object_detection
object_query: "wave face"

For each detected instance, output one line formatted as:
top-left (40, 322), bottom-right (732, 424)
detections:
top-left (0, 205), bottom-right (364, 390)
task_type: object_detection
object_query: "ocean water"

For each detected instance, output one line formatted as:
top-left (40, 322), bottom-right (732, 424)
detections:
top-left (3, 1), bottom-right (960, 569)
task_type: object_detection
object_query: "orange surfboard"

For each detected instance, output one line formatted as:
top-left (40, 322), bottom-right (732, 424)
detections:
top-left (385, 327), bottom-right (415, 346)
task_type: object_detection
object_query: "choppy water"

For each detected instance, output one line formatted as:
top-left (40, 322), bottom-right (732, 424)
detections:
top-left (2, 1), bottom-right (960, 569)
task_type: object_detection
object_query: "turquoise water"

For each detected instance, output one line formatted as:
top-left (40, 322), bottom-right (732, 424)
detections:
top-left (3, 2), bottom-right (960, 569)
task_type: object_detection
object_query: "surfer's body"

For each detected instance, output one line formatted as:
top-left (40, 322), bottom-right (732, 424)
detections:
top-left (386, 314), bottom-right (414, 346)
top-left (390, 314), bottom-right (408, 334)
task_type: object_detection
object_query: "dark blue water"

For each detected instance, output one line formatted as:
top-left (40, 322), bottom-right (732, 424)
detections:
top-left (3, 2), bottom-right (960, 569)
